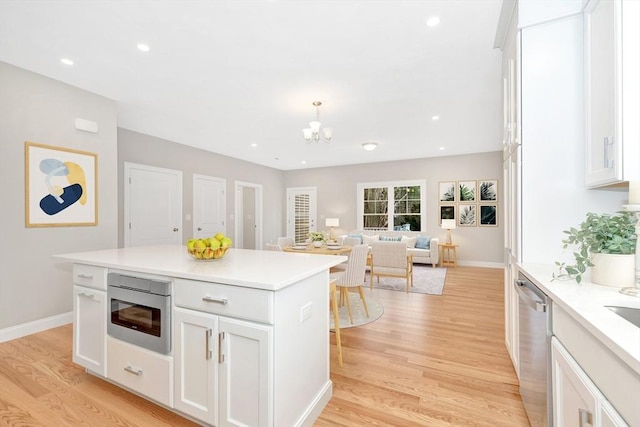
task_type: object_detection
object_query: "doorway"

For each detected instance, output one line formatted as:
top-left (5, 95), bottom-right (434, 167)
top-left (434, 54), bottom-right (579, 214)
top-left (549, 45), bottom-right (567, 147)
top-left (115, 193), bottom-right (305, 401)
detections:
top-left (286, 187), bottom-right (317, 243)
top-left (234, 181), bottom-right (263, 250)
top-left (124, 162), bottom-right (183, 247)
top-left (193, 174), bottom-right (226, 239)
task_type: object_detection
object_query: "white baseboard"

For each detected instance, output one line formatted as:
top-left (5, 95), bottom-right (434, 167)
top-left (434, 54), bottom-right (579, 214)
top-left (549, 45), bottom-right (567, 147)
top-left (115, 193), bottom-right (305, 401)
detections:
top-left (0, 312), bottom-right (72, 343)
top-left (457, 261), bottom-right (505, 269)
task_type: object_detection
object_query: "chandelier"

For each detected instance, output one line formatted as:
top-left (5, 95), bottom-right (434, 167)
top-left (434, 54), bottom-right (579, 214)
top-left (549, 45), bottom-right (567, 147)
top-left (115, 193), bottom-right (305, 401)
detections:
top-left (302, 101), bottom-right (332, 143)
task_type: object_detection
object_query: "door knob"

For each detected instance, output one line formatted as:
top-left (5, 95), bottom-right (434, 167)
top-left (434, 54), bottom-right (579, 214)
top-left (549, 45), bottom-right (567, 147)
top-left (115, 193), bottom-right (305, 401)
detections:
top-left (197, 227), bottom-right (202, 231)
top-left (173, 228), bottom-right (179, 232)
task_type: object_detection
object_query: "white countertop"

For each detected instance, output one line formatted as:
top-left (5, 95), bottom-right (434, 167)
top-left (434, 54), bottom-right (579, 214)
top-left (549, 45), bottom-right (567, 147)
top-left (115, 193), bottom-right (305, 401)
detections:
top-left (518, 263), bottom-right (640, 375)
top-left (54, 245), bottom-right (347, 291)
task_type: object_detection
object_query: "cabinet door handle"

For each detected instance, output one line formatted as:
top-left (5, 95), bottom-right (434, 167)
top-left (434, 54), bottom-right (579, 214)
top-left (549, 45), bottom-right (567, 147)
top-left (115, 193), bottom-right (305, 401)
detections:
top-left (218, 332), bottom-right (225, 364)
top-left (77, 274), bottom-right (93, 279)
top-left (78, 292), bottom-right (95, 299)
top-left (579, 408), bottom-right (593, 427)
top-left (124, 365), bottom-right (142, 376)
top-left (202, 296), bottom-right (229, 305)
top-left (604, 136), bottom-right (614, 169)
top-left (205, 329), bottom-right (212, 360)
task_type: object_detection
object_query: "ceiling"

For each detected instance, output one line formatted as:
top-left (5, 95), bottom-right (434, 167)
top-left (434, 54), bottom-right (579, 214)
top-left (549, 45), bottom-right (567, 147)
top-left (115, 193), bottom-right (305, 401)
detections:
top-left (0, 0), bottom-right (504, 171)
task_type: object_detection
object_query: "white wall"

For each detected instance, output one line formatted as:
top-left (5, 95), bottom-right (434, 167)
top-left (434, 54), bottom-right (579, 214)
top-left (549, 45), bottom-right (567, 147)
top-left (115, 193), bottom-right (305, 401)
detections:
top-left (0, 62), bottom-right (118, 332)
top-left (284, 151), bottom-right (505, 266)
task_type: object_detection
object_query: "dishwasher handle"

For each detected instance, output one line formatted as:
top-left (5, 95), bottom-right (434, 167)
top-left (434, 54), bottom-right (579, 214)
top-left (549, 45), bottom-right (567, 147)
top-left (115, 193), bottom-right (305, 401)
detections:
top-left (515, 279), bottom-right (547, 313)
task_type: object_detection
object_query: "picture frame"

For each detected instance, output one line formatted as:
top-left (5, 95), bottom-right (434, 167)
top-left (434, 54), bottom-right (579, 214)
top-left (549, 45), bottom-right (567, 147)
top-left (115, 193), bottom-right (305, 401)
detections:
top-left (479, 204), bottom-right (498, 226)
top-left (458, 180), bottom-right (476, 202)
top-left (438, 181), bottom-right (456, 202)
top-left (458, 204), bottom-right (476, 227)
top-left (25, 141), bottom-right (98, 227)
top-left (479, 179), bottom-right (498, 202)
top-left (439, 205), bottom-right (455, 225)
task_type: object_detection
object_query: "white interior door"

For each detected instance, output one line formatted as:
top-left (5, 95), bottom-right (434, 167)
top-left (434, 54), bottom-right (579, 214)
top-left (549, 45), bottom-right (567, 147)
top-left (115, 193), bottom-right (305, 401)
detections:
top-left (124, 162), bottom-right (182, 247)
top-left (193, 174), bottom-right (226, 239)
top-left (234, 181), bottom-right (262, 250)
top-left (286, 187), bottom-right (317, 243)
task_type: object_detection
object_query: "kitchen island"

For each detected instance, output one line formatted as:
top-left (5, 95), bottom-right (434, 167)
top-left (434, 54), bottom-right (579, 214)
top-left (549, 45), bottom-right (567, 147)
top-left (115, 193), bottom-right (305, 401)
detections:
top-left (55, 245), bottom-right (347, 427)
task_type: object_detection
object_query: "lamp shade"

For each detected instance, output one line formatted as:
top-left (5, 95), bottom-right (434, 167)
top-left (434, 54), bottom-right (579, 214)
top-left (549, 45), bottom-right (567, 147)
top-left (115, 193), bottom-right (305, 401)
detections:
top-left (325, 218), bottom-right (339, 227)
top-left (441, 219), bottom-right (456, 230)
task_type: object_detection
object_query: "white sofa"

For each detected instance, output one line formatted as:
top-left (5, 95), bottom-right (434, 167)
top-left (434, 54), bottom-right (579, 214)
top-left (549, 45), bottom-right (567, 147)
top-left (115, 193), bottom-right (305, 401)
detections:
top-left (339, 230), bottom-right (439, 267)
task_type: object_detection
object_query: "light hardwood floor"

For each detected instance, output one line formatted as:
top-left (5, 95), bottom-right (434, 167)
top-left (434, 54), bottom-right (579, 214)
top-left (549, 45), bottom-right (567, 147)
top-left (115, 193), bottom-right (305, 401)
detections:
top-left (0, 266), bottom-right (529, 426)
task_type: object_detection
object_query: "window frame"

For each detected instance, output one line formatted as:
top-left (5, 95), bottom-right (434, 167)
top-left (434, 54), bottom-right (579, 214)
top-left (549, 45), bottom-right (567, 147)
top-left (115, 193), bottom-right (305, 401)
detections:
top-left (356, 179), bottom-right (427, 231)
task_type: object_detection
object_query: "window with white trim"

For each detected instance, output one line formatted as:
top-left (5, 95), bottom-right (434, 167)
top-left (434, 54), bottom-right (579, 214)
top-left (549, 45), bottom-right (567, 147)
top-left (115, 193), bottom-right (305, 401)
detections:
top-left (357, 180), bottom-right (426, 231)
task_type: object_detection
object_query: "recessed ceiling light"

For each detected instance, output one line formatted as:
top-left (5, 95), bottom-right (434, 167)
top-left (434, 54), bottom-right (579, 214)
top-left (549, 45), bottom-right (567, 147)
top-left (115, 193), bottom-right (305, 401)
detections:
top-left (426, 16), bottom-right (440, 27)
top-left (250, 143), bottom-right (258, 148)
top-left (432, 115), bottom-right (440, 121)
top-left (439, 146), bottom-right (445, 151)
top-left (137, 43), bottom-right (150, 52)
top-left (60, 58), bottom-right (74, 66)
top-left (362, 142), bottom-right (378, 151)
top-left (301, 160), bottom-right (307, 165)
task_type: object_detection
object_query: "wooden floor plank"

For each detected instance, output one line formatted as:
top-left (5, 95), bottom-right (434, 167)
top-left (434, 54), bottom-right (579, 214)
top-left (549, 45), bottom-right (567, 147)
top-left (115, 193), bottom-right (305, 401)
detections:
top-left (0, 266), bottom-right (528, 426)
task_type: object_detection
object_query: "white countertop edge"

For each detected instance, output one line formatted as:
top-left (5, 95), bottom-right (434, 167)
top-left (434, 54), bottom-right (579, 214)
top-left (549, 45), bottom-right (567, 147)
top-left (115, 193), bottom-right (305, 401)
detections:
top-left (54, 246), bottom-right (347, 291)
top-left (517, 263), bottom-right (640, 375)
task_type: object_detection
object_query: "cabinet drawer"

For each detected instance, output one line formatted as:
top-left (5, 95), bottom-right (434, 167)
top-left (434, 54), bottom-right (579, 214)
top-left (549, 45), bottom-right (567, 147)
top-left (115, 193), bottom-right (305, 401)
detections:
top-left (174, 279), bottom-right (274, 324)
top-left (73, 264), bottom-right (107, 290)
top-left (107, 336), bottom-right (173, 407)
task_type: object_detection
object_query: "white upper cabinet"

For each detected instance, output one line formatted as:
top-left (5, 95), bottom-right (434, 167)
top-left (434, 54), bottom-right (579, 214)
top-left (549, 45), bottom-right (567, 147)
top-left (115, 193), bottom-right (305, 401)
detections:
top-left (584, 0), bottom-right (640, 188)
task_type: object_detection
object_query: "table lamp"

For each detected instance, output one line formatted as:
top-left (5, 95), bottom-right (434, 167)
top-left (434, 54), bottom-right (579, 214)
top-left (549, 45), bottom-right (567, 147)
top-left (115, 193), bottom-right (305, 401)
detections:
top-left (441, 219), bottom-right (456, 245)
top-left (325, 218), bottom-right (339, 241)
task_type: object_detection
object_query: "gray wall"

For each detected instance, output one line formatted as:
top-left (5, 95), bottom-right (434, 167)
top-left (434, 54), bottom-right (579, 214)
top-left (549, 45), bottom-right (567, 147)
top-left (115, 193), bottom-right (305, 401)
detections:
top-left (283, 151), bottom-right (504, 265)
top-left (117, 128), bottom-right (285, 248)
top-left (0, 62), bottom-right (118, 330)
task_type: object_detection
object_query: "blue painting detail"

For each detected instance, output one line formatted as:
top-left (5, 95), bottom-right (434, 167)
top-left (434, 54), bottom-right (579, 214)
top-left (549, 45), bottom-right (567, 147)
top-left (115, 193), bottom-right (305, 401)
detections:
top-left (37, 158), bottom-right (87, 215)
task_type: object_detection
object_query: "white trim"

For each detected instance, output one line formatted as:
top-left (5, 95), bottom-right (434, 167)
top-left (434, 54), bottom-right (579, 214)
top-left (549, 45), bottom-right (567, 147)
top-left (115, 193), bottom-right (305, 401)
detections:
top-left (0, 312), bottom-right (72, 343)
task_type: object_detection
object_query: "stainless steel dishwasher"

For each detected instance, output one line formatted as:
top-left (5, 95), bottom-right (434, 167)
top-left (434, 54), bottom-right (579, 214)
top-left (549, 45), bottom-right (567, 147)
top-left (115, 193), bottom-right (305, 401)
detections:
top-left (515, 272), bottom-right (552, 427)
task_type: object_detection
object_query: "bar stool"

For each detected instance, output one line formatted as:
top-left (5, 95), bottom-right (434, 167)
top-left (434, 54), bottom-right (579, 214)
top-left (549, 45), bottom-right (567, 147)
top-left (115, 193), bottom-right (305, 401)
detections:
top-left (329, 279), bottom-right (343, 367)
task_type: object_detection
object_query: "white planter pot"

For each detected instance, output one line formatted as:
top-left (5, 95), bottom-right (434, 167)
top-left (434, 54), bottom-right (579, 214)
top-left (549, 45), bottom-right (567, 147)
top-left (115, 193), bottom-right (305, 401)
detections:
top-left (313, 241), bottom-right (323, 248)
top-left (590, 253), bottom-right (635, 287)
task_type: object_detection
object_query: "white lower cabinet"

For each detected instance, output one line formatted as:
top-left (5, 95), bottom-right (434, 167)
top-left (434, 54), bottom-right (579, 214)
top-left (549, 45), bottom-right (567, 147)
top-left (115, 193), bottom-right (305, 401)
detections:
top-left (551, 337), bottom-right (627, 427)
top-left (174, 307), bottom-right (273, 427)
top-left (174, 307), bottom-right (218, 425)
top-left (218, 317), bottom-right (272, 427)
top-left (73, 285), bottom-right (107, 376)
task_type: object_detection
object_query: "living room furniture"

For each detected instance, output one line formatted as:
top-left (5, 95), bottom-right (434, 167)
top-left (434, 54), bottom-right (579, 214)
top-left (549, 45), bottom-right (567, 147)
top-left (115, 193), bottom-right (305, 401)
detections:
top-left (340, 230), bottom-right (439, 266)
top-left (330, 245), bottom-right (369, 325)
top-left (277, 236), bottom-right (295, 248)
top-left (283, 244), bottom-right (352, 256)
top-left (369, 241), bottom-right (414, 293)
top-left (440, 244), bottom-right (458, 268)
top-left (329, 279), bottom-right (343, 367)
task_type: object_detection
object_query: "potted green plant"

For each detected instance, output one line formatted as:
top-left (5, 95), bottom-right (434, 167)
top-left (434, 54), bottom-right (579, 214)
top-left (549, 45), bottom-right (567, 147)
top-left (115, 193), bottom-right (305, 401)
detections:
top-left (553, 211), bottom-right (637, 285)
top-left (309, 231), bottom-right (326, 248)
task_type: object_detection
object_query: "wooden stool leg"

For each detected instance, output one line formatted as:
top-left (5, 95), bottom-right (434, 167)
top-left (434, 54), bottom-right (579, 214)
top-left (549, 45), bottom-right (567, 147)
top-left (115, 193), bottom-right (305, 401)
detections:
top-left (357, 286), bottom-right (369, 318)
top-left (330, 282), bottom-right (343, 367)
top-left (341, 287), bottom-right (354, 324)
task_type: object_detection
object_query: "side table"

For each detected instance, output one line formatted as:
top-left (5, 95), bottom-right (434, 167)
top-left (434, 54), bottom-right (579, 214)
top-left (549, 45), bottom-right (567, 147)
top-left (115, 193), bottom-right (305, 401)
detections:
top-left (440, 244), bottom-right (459, 268)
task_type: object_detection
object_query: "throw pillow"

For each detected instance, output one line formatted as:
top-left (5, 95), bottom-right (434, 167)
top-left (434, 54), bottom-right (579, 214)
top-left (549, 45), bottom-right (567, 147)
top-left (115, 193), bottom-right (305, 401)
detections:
top-left (348, 233), bottom-right (363, 244)
top-left (362, 234), bottom-right (380, 245)
top-left (380, 236), bottom-right (401, 242)
top-left (401, 235), bottom-right (417, 248)
top-left (415, 235), bottom-right (431, 249)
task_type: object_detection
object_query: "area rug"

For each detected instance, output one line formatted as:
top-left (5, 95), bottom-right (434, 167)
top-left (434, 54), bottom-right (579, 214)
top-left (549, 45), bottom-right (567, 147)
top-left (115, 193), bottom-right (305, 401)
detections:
top-left (367, 265), bottom-right (447, 295)
top-left (330, 293), bottom-right (384, 330)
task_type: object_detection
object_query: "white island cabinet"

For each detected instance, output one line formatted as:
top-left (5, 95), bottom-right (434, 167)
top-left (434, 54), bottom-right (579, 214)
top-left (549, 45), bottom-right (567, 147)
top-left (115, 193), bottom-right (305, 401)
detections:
top-left (55, 245), bottom-right (346, 427)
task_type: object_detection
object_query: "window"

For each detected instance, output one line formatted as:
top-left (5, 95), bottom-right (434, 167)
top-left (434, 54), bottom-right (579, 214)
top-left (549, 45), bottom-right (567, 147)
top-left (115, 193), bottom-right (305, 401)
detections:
top-left (357, 180), bottom-right (426, 231)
